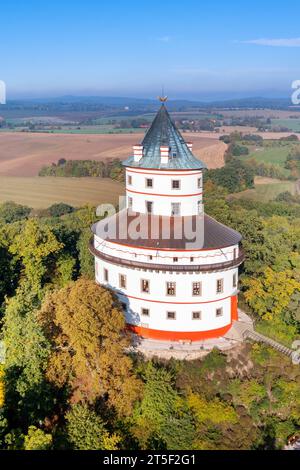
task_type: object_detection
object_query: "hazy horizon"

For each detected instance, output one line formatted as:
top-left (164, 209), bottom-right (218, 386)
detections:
top-left (1, 0), bottom-right (300, 101)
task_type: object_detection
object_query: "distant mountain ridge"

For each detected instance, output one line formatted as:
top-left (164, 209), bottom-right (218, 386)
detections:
top-left (3, 95), bottom-right (293, 110)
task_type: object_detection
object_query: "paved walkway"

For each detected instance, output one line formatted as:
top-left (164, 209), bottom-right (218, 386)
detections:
top-left (130, 310), bottom-right (300, 363)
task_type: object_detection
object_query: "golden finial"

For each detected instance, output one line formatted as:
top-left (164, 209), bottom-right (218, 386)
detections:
top-left (158, 85), bottom-right (167, 103)
top-left (158, 95), bottom-right (168, 103)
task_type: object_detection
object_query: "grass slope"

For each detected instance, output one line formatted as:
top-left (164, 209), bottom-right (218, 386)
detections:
top-left (230, 178), bottom-right (296, 202)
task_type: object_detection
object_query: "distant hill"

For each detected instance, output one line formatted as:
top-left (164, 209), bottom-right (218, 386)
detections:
top-left (3, 95), bottom-right (294, 110)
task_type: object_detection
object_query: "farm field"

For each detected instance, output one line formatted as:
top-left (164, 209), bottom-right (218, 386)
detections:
top-left (0, 131), bottom-right (227, 176)
top-left (230, 177), bottom-right (296, 202)
top-left (220, 109), bottom-right (300, 119)
top-left (0, 177), bottom-right (124, 208)
top-left (271, 118), bottom-right (300, 132)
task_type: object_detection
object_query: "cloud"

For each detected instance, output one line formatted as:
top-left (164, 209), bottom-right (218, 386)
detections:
top-left (242, 38), bottom-right (300, 47)
top-left (156, 36), bottom-right (171, 43)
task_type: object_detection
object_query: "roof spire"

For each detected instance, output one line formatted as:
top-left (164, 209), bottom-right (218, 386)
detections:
top-left (158, 85), bottom-right (168, 103)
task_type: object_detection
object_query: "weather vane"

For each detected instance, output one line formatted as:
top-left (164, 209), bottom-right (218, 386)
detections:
top-left (158, 85), bottom-right (168, 103)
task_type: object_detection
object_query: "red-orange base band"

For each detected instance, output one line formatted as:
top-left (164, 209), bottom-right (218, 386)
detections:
top-left (126, 323), bottom-right (232, 342)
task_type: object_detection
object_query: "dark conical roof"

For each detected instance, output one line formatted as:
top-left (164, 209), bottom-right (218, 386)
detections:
top-left (122, 104), bottom-right (206, 170)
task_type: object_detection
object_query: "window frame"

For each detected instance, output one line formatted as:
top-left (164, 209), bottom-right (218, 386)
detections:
top-left (141, 279), bottom-right (150, 294)
top-left (171, 179), bottom-right (181, 190)
top-left (119, 273), bottom-right (127, 289)
top-left (141, 308), bottom-right (150, 317)
top-left (128, 175), bottom-right (132, 185)
top-left (166, 311), bottom-right (176, 320)
top-left (171, 202), bottom-right (181, 216)
top-left (145, 201), bottom-right (153, 213)
top-left (216, 307), bottom-right (223, 317)
top-left (192, 311), bottom-right (201, 320)
top-left (166, 281), bottom-right (176, 296)
top-left (192, 281), bottom-right (202, 296)
top-left (145, 178), bottom-right (153, 188)
top-left (216, 278), bottom-right (224, 294)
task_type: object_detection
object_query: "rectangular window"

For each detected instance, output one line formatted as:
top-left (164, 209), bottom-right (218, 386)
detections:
top-left (173, 257), bottom-right (178, 262)
top-left (192, 311), bottom-right (201, 320)
top-left (146, 178), bottom-right (153, 188)
top-left (233, 248), bottom-right (237, 259)
top-left (197, 200), bottom-right (202, 215)
top-left (198, 177), bottom-right (202, 189)
top-left (128, 196), bottom-right (133, 209)
top-left (104, 268), bottom-right (108, 282)
top-left (216, 307), bottom-right (223, 317)
top-left (128, 175), bottom-right (132, 185)
top-left (171, 202), bottom-right (181, 216)
top-left (141, 308), bottom-right (150, 316)
top-left (192, 282), bottom-right (202, 296)
top-left (146, 201), bottom-right (153, 213)
top-left (141, 279), bottom-right (150, 293)
top-left (233, 273), bottom-right (237, 288)
top-left (167, 311), bottom-right (176, 320)
top-left (119, 274), bottom-right (126, 289)
top-left (216, 279), bottom-right (224, 294)
top-left (190, 257), bottom-right (194, 262)
top-left (166, 282), bottom-right (176, 296)
top-left (172, 180), bottom-right (181, 189)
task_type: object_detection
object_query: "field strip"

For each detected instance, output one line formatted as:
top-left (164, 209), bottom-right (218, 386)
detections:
top-left (0, 176), bottom-right (124, 208)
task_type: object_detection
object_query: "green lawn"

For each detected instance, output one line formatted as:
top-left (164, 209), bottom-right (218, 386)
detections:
top-left (241, 141), bottom-right (297, 177)
top-left (271, 119), bottom-right (300, 132)
top-left (230, 181), bottom-right (296, 202)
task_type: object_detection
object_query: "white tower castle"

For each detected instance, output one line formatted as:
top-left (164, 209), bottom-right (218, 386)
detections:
top-left (91, 101), bottom-right (244, 341)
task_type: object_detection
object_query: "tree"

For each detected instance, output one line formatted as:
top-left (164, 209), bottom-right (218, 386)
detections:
top-left (3, 283), bottom-right (51, 400)
top-left (9, 219), bottom-right (63, 295)
top-left (244, 268), bottom-right (300, 320)
top-left (24, 426), bottom-right (52, 450)
top-left (38, 279), bottom-right (141, 416)
top-left (188, 393), bottom-right (238, 426)
top-left (77, 229), bottom-right (94, 278)
top-left (48, 203), bottom-right (74, 217)
top-left (0, 201), bottom-right (31, 225)
top-left (0, 367), bottom-right (4, 408)
top-left (65, 404), bottom-right (120, 450)
top-left (132, 362), bottom-right (195, 449)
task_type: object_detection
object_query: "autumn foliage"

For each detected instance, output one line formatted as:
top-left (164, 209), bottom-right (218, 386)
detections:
top-left (38, 279), bottom-right (141, 416)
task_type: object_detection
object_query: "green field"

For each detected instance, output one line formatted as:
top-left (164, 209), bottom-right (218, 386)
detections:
top-left (0, 177), bottom-right (124, 208)
top-left (241, 141), bottom-right (297, 177)
top-left (230, 180), bottom-right (296, 202)
top-left (271, 118), bottom-right (300, 132)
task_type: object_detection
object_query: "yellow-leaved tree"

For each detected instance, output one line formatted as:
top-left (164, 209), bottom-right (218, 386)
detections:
top-left (244, 267), bottom-right (300, 320)
top-left (38, 278), bottom-right (141, 417)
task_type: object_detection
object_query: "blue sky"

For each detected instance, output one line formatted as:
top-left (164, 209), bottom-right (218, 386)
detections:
top-left (1, 0), bottom-right (300, 100)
